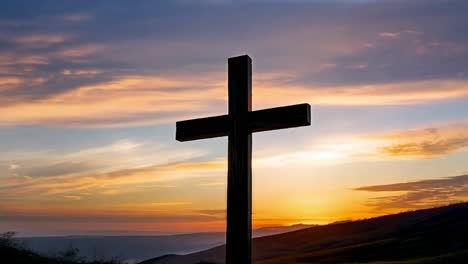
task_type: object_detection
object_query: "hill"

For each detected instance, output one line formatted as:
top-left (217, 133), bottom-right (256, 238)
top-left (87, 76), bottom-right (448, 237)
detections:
top-left (17, 225), bottom-right (313, 263)
top-left (252, 224), bottom-right (316, 238)
top-left (0, 233), bottom-right (120, 264)
top-left (140, 203), bottom-right (468, 264)
top-left (19, 233), bottom-right (225, 263)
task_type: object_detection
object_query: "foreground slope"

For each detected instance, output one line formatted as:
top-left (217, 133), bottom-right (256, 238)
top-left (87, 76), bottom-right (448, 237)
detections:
top-left (141, 203), bottom-right (468, 264)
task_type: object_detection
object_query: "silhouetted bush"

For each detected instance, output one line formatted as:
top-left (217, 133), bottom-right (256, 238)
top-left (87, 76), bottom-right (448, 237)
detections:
top-left (0, 231), bottom-right (18, 247)
top-left (56, 244), bottom-right (82, 262)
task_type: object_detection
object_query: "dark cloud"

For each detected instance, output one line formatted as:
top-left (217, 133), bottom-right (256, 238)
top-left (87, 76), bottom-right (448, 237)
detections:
top-left (355, 174), bottom-right (468, 211)
top-left (0, 0), bottom-right (466, 127)
top-left (0, 0), bottom-right (467, 99)
top-left (356, 175), bottom-right (468, 192)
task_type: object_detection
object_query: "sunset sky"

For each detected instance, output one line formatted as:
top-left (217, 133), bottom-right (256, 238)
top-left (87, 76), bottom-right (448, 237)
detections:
top-left (1, 0), bottom-right (468, 236)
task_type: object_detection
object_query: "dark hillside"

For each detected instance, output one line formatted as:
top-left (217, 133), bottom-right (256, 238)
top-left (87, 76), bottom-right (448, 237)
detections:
top-left (141, 203), bottom-right (468, 264)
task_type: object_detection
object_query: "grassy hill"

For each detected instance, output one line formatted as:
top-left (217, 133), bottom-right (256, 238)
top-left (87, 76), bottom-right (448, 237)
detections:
top-left (140, 203), bottom-right (468, 264)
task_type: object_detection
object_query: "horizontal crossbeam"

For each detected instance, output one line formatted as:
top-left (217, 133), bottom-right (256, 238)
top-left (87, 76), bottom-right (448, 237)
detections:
top-left (176, 103), bottom-right (311, 142)
top-left (176, 114), bottom-right (229, 142)
top-left (249, 103), bottom-right (311, 133)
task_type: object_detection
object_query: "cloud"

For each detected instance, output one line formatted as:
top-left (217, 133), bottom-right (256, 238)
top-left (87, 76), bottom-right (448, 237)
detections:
top-left (197, 209), bottom-right (225, 217)
top-left (0, 156), bottom-right (225, 201)
top-left (0, 2), bottom-right (467, 82)
top-left (254, 121), bottom-right (468, 167)
top-left (13, 34), bottom-right (69, 45)
top-left (375, 123), bottom-right (468, 158)
top-left (0, 74), bottom-right (227, 127)
top-left (355, 174), bottom-right (468, 212)
top-left (0, 209), bottom-right (224, 223)
top-left (0, 156), bottom-right (227, 234)
top-left (256, 146), bottom-right (356, 167)
top-left (56, 44), bottom-right (106, 58)
top-left (8, 164), bottom-right (19, 170)
top-left (253, 79), bottom-right (468, 109)
top-left (378, 30), bottom-right (423, 38)
top-left (0, 73), bottom-right (467, 127)
top-left (0, 138), bottom-right (209, 194)
top-left (378, 32), bottom-right (401, 38)
top-left (0, 0), bottom-right (466, 127)
top-left (0, 52), bottom-right (49, 66)
top-left (18, 161), bottom-right (99, 178)
top-left (62, 69), bottom-right (104, 76)
top-left (0, 77), bottom-right (24, 93)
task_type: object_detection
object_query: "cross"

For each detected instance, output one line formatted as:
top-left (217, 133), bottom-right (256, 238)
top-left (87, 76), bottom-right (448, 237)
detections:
top-left (176, 55), bottom-right (311, 264)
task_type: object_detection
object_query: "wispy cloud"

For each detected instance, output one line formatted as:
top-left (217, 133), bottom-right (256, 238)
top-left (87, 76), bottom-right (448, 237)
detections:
top-left (0, 157), bottom-right (226, 234)
top-left (0, 207), bottom-right (224, 224)
top-left (375, 123), bottom-right (468, 158)
top-left (13, 34), bottom-right (70, 45)
top-left (0, 138), bottom-right (208, 189)
top-left (0, 156), bottom-right (224, 201)
top-left (56, 44), bottom-right (106, 59)
top-left (0, 74), bottom-right (226, 127)
top-left (254, 121), bottom-right (468, 168)
top-left (0, 52), bottom-right (49, 66)
top-left (62, 69), bottom-right (104, 76)
top-left (378, 32), bottom-right (401, 38)
top-left (6, 122), bottom-right (463, 205)
top-left (256, 79), bottom-right (468, 108)
top-left (355, 174), bottom-right (468, 212)
top-left (0, 0), bottom-right (466, 128)
top-left (0, 74), bottom-right (467, 127)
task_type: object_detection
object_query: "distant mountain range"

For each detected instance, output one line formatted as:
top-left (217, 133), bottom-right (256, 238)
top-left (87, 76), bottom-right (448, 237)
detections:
top-left (141, 203), bottom-right (468, 264)
top-left (17, 224), bottom-right (314, 263)
top-left (19, 233), bottom-right (224, 263)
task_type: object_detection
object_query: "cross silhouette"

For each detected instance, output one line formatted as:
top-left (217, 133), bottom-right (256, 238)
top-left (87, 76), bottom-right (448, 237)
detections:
top-left (176, 55), bottom-right (311, 264)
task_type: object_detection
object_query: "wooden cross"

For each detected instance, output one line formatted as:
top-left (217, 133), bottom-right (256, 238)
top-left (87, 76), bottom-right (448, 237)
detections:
top-left (176, 55), bottom-right (311, 264)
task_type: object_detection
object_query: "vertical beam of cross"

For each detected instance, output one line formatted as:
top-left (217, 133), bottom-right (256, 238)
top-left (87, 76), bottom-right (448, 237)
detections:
top-left (226, 56), bottom-right (252, 264)
top-left (176, 55), bottom-right (311, 264)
